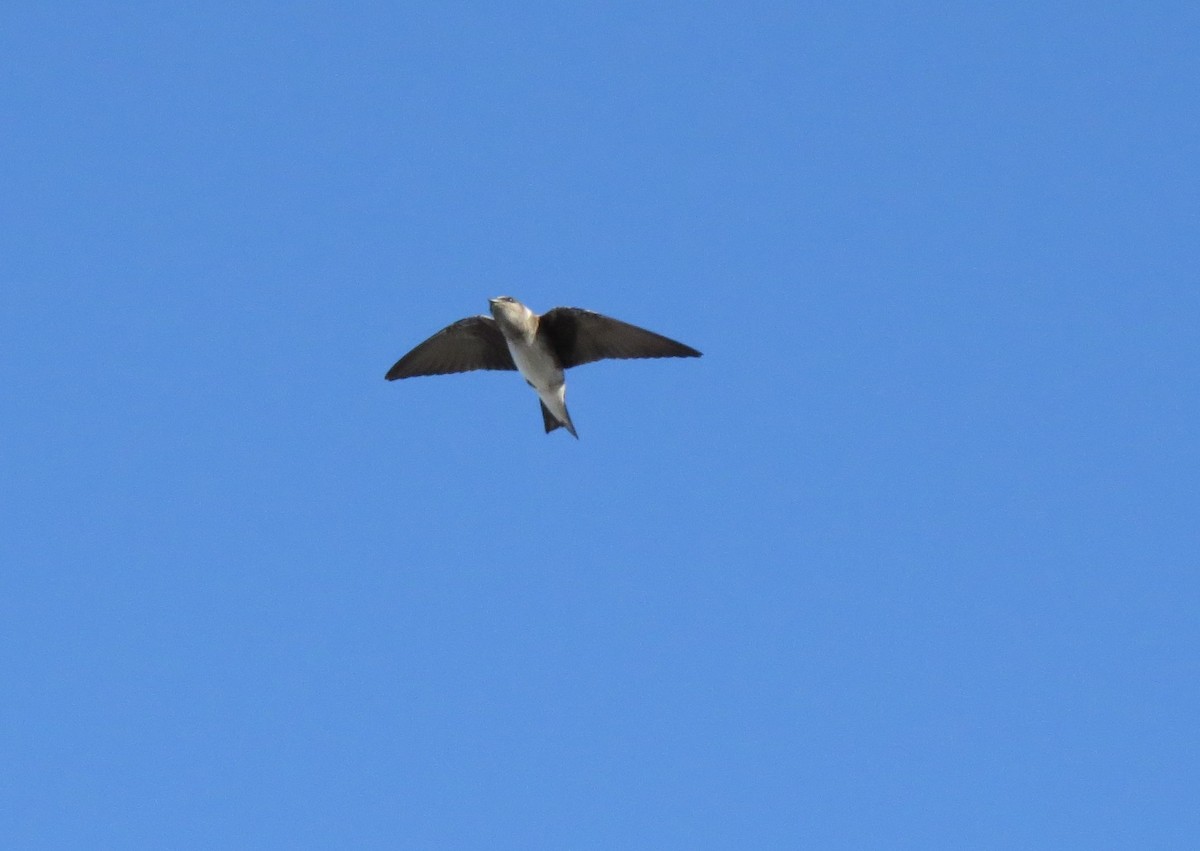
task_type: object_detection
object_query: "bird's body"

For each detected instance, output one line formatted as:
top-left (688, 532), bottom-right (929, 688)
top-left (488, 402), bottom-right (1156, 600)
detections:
top-left (489, 297), bottom-right (577, 436)
top-left (385, 297), bottom-right (701, 437)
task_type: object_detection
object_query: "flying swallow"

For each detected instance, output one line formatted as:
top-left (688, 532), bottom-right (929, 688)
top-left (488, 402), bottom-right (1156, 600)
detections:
top-left (385, 297), bottom-right (702, 437)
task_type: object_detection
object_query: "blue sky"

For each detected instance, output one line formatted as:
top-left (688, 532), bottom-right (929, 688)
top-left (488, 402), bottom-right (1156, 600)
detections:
top-left (2, 2), bottom-right (1197, 847)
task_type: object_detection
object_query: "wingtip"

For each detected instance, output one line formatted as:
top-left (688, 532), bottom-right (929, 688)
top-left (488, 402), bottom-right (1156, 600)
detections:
top-left (385, 360), bottom-right (405, 381)
top-left (665, 341), bottom-right (702, 359)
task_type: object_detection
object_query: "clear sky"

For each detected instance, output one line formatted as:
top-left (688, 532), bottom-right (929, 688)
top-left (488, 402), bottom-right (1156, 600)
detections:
top-left (2, 2), bottom-right (1197, 848)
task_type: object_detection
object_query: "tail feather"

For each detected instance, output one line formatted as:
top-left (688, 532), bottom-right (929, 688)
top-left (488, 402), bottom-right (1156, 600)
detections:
top-left (540, 400), bottom-right (578, 439)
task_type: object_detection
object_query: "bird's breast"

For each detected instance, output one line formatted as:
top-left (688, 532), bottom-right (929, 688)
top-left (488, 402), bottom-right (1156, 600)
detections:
top-left (505, 338), bottom-right (563, 390)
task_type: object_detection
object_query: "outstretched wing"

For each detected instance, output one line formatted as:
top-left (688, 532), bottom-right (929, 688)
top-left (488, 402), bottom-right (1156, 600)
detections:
top-left (385, 316), bottom-right (517, 380)
top-left (538, 308), bottom-right (702, 369)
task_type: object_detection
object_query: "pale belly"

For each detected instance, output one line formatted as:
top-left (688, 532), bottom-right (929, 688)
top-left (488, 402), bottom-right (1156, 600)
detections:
top-left (506, 338), bottom-right (563, 392)
top-left (506, 338), bottom-right (569, 420)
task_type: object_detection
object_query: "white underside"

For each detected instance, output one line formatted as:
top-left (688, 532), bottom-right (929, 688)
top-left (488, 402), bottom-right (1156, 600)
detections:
top-left (506, 339), bottom-right (570, 425)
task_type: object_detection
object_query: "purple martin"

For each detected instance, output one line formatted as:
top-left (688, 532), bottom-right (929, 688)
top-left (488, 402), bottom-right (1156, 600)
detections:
top-left (385, 297), bottom-right (702, 437)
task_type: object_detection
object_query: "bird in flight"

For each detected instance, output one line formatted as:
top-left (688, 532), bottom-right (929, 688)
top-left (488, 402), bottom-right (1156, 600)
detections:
top-left (385, 297), bottom-right (702, 438)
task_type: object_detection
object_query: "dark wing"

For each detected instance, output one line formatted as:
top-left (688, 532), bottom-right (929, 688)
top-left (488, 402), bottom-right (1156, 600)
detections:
top-left (538, 308), bottom-right (702, 369)
top-left (385, 315), bottom-right (517, 380)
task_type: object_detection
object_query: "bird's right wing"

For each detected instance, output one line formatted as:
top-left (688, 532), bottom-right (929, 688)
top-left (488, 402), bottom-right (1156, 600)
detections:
top-left (539, 308), bottom-right (702, 369)
top-left (385, 316), bottom-right (517, 380)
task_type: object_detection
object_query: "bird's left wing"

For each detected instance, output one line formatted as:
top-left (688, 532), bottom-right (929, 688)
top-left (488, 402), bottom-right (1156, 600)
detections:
top-left (538, 308), bottom-right (702, 369)
top-left (385, 315), bottom-right (517, 380)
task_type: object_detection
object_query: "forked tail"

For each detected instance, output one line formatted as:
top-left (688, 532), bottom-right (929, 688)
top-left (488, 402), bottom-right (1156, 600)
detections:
top-left (540, 400), bottom-right (578, 438)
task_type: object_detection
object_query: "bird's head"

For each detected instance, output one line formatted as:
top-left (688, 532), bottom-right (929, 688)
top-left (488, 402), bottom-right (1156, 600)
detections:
top-left (488, 296), bottom-right (534, 332)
